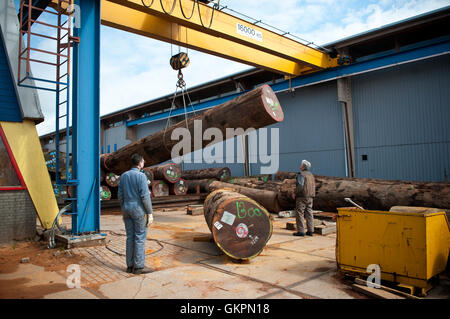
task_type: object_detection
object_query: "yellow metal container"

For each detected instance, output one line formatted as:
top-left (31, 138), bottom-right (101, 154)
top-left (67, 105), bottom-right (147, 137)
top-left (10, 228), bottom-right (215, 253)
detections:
top-left (336, 206), bottom-right (450, 295)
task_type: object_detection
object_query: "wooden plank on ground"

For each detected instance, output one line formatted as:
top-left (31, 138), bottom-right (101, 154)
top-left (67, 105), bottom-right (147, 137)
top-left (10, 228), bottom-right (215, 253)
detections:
top-left (352, 283), bottom-right (405, 299)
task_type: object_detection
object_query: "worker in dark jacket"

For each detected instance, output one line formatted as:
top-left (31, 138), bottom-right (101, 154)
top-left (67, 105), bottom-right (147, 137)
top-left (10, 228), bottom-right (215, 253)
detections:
top-left (292, 160), bottom-right (315, 237)
top-left (118, 153), bottom-right (154, 274)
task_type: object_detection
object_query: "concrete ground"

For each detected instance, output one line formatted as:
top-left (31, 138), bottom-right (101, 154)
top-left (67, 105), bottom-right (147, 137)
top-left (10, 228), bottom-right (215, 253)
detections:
top-left (0, 207), bottom-right (449, 299)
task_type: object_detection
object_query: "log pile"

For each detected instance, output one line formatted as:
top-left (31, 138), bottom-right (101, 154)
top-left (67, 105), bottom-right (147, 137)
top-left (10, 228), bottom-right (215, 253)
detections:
top-left (204, 189), bottom-right (273, 260)
top-left (226, 172), bottom-right (450, 212)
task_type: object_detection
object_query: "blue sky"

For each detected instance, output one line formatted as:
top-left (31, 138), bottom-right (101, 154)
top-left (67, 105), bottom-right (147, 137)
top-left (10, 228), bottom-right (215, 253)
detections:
top-left (14, 0), bottom-right (450, 135)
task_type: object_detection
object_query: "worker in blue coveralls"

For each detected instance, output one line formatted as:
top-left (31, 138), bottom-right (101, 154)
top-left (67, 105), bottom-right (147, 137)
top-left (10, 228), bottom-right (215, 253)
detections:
top-left (118, 153), bottom-right (154, 274)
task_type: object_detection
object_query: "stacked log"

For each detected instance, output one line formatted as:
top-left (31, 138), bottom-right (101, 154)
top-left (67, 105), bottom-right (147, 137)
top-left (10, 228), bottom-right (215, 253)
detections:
top-left (208, 181), bottom-right (280, 213)
top-left (228, 175), bottom-right (450, 212)
top-left (101, 85), bottom-right (284, 174)
top-left (100, 185), bottom-right (112, 201)
top-left (170, 178), bottom-right (188, 196)
top-left (105, 172), bottom-right (121, 188)
top-left (229, 174), bottom-right (272, 183)
top-left (150, 163), bottom-right (181, 184)
top-left (181, 167), bottom-right (231, 182)
top-left (274, 171), bottom-right (296, 181)
top-left (204, 189), bottom-right (273, 260)
top-left (152, 180), bottom-right (170, 197)
top-left (186, 178), bottom-right (217, 194)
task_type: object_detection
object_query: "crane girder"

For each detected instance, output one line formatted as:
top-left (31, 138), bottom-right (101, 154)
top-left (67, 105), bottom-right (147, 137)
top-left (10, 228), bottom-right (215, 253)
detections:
top-left (50, 0), bottom-right (338, 75)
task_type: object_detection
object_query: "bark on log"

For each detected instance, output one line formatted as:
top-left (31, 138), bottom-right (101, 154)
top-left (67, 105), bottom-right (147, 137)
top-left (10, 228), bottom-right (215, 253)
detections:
top-left (181, 167), bottom-right (231, 181)
top-left (150, 163), bottom-right (181, 184)
top-left (170, 178), bottom-right (188, 195)
top-left (274, 171), bottom-right (297, 181)
top-left (208, 181), bottom-right (281, 213)
top-left (186, 179), bottom-right (217, 194)
top-left (151, 180), bottom-right (169, 197)
top-left (232, 175), bottom-right (450, 212)
top-left (101, 85), bottom-right (284, 174)
top-left (105, 172), bottom-right (120, 188)
top-left (204, 189), bottom-right (273, 260)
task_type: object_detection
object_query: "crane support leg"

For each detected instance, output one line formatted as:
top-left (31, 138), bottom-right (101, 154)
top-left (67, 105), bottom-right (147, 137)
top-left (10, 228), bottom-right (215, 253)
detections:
top-left (72, 0), bottom-right (101, 234)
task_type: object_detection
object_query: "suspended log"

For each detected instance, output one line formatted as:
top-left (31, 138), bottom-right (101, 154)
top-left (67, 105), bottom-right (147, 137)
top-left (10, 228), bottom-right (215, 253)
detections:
top-left (170, 178), bottom-right (188, 195)
top-left (204, 189), bottom-right (273, 260)
top-left (105, 172), bottom-right (121, 188)
top-left (186, 178), bottom-right (217, 194)
top-left (100, 185), bottom-right (112, 201)
top-left (150, 163), bottom-right (181, 184)
top-left (181, 167), bottom-right (231, 181)
top-left (274, 171), bottom-right (297, 181)
top-left (208, 181), bottom-right (281, 213)
top-left (101, 85), bottom-right (284, 174)
top-left (151, 180), bottom-right (169, 197)
top-left (141, 167), bottom-right (154, 188)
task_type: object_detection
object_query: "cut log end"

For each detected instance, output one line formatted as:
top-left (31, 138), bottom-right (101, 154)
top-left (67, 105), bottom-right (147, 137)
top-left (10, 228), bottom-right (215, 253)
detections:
top-left (170, 178), bottom-right (188, 195)
top-left (151, 180), bottom-right (169, 197)
top-left (100, 185), bottom-right (112, 201)
top-left (105, 172), bottom-right (120, 188)
top-left (204, 189), bottom-right (272, 260)
top-left (261, 84), bottom-right (284, 122)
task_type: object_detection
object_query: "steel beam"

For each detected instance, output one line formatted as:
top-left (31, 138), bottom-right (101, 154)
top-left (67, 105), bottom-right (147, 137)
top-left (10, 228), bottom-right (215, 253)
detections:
top-left (50, 0), bottom-right (327, 76)
top-left (107, 0), bottom-right (337, 69)
top-left (72, 0), bottom-right (101, 234)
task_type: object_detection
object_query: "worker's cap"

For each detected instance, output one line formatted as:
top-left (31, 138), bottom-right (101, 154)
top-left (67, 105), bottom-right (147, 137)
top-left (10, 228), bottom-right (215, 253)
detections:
top-left (301, 160), bottom-right (311, 170)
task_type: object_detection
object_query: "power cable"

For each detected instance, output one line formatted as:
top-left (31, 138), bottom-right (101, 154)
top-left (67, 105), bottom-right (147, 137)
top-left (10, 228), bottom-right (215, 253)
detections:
top-left (179, 0), bottom-right (195, 19)
top-left (197, 0), bottom-right (219, 29)
top-left (141, 0), bottom-right (155, 8)
top-left (160, 0), bottom-right (177, 15)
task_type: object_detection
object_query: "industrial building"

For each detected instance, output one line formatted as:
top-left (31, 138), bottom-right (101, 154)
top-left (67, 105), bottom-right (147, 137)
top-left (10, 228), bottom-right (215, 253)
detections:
top-left (40, 6), bottom-right (450, 182)
top-left (1, 0), bottom-right (449, 302)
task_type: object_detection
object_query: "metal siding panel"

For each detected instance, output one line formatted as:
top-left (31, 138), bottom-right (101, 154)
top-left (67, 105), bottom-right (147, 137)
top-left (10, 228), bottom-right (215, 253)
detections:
top-left (353, 55), bottom-right (450, 181)
top-left (0, 36), bottom-right (22, 122)
top-left (250, 82), bottom-right (346, 177)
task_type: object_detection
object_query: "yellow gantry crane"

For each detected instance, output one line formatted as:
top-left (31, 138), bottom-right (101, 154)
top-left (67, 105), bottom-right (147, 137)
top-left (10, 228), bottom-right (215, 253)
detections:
top-left (27, 0), bottom-right (339, 231)
top-left (53, 0), bottom-right (338, 76)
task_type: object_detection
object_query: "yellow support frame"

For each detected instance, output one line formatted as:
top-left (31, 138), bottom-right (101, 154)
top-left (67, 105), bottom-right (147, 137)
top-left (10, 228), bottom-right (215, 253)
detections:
top-left (52, 0), bottom-right (338, 76)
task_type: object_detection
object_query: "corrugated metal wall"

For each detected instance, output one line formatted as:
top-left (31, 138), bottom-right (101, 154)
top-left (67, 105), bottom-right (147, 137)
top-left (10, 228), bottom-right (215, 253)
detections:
top-left (352, 54), bottom-right (450, 182)
top-left (250, 81), bottom-right (346, 177)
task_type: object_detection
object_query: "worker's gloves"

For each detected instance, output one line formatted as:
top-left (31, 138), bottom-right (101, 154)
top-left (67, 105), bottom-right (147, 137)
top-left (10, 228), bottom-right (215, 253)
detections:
top-left (148, 213), bottom-right (154, 225)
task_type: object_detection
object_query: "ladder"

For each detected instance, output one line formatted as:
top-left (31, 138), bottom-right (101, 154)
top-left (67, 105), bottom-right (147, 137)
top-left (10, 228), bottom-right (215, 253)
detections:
top-left (18, 0), bottom-right (79, 227)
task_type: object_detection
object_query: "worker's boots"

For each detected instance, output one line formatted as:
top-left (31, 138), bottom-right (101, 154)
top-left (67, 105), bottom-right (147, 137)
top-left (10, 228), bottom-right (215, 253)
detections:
top-left (133, 266), bottom-right (154, 275)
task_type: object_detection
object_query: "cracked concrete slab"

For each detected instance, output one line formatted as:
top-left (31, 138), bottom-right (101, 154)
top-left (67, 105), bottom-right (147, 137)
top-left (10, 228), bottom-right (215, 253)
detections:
top-left (98, 264), bottom-right (280, 299)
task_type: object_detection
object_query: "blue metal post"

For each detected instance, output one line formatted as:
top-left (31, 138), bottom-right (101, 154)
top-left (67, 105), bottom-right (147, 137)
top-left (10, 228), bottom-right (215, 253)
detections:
top-left (72, 0), bottom-right (101, 234)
